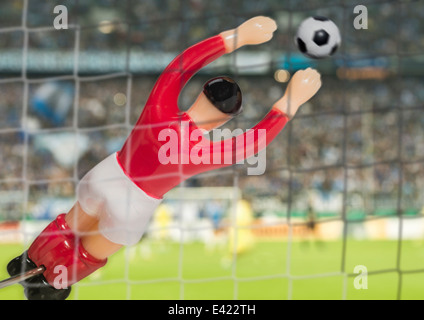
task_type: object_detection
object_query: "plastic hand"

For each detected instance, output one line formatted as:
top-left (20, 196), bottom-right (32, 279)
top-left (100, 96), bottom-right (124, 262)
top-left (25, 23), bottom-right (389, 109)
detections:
top-left (274, 68), bottom-right (322, 118)
top-left (237, 16), bottom-right (277, 46)
top-left (220, 16), bottom-right (277, 53)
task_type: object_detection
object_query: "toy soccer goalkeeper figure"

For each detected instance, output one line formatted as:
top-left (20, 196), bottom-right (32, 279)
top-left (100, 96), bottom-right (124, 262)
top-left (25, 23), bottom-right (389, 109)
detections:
top-left (4, 16), bottom-right (321, 299)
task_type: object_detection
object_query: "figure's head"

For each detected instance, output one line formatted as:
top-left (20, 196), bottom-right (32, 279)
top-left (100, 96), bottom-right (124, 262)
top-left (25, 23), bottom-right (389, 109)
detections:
top-left (203, 76), bottom-right (242, 116)
top-left (187, 76), bottom-right (243, 132)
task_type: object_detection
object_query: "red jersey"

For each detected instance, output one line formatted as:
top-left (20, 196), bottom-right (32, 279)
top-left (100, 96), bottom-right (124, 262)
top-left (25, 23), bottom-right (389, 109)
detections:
top-left (117, 35), bottom-right (289, 199)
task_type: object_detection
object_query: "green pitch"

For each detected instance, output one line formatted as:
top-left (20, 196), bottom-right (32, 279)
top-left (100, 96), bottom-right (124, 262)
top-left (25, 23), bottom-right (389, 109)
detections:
top-left (1, 238), bottom-right (424, 300)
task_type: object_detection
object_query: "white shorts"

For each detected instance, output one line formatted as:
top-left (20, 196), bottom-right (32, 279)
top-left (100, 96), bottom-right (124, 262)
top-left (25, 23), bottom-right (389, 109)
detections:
top-left (76, 153), bottom-right (162, 246)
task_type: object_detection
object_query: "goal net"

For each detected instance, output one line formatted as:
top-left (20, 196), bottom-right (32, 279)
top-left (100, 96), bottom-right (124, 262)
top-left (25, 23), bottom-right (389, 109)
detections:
top-left (0, 0), bottom-right (424, 300)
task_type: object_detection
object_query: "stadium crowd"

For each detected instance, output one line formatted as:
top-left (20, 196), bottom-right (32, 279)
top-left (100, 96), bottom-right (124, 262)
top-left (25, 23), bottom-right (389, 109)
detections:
top-left (0, 0), bottom-right (422, 57)
top-left (0, 73), bottom-right (423, 221)
top-left (0, 0), bottom-right (423, 221)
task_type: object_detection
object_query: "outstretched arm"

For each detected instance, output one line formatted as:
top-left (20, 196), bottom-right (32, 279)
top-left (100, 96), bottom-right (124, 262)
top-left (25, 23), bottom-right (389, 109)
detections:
top-left (208, 68), bottom-right (322, 167)
top-left (146, 35), bottom-right (227, 116)
top-left (273, 68), bottom-right (322, 119)
top-left (146, 16), bottom-right (278, 115)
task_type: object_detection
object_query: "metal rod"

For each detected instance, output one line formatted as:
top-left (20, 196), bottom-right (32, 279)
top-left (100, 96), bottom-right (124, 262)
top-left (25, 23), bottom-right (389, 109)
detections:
top-left (0, 266), bottom-right (45, 289)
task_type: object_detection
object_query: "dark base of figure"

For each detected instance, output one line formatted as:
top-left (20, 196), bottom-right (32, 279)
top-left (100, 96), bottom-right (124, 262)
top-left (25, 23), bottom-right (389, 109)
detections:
top-left (7, 251), bottom-right (71, 300)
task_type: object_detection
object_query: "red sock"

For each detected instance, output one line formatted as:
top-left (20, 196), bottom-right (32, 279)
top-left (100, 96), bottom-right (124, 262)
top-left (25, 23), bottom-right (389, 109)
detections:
top-left (28, 214), bottom-right (107, 288)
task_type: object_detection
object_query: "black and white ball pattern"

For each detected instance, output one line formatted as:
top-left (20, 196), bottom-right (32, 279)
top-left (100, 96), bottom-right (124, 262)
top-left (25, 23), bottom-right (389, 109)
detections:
top-left (295, 16), bottom-right (341, 59)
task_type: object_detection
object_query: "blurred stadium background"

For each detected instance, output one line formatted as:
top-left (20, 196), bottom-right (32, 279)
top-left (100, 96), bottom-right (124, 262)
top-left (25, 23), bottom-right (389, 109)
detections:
top-left (1, 0), bottom-right (424, 300)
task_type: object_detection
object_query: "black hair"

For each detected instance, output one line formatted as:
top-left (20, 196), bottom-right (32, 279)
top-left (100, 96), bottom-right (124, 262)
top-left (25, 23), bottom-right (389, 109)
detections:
top-left (203, 76), bottom-right (242, 116)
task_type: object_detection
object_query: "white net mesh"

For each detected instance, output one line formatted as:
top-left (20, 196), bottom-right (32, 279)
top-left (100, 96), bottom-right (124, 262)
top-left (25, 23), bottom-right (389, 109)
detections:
top-left (0, 0), bottom-right (424, 300)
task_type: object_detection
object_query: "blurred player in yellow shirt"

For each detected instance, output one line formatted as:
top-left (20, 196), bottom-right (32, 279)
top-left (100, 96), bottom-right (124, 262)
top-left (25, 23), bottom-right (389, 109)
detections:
top-left (229, 199), bottom-right (255, 255)
top-left (154, 203), bottom-right (173, 240)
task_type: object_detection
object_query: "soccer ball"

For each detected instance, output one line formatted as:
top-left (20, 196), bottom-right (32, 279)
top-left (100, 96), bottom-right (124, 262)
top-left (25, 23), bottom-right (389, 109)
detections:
top-left (295, 16), bottom-right (341, 59)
